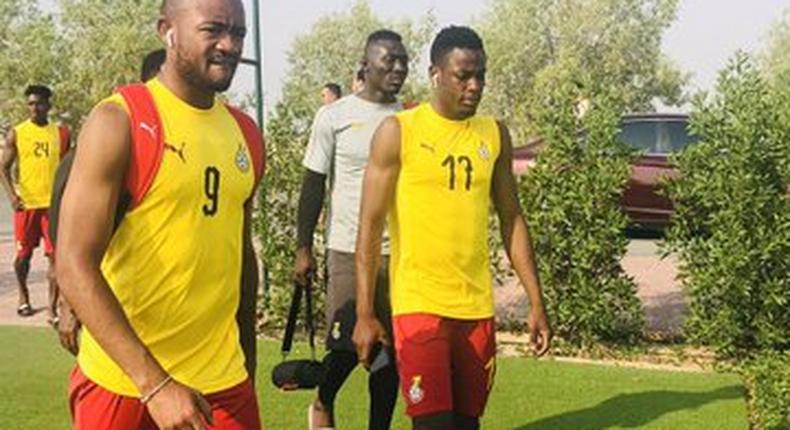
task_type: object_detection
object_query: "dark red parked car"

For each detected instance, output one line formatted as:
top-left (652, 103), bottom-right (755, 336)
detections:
top-left (512, 113), bottom-right (697, 229)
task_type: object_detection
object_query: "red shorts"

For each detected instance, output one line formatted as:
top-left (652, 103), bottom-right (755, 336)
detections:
top-left (69, 366), bottom-right (261, 430)
top-left (13, 208), bottom-right (53, 259)
top-left (393, 313), bottom-right (496, 418)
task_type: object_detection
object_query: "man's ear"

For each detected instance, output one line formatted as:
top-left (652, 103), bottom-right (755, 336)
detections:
top-left (157, 18), bottom-right (172, 48)
top-left (429, 65), bottom-right (439, 87)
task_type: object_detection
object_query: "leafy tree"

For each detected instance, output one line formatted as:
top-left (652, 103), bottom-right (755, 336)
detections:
top-left (476, 0), bottom-right (687, 144)
top-left (762, 8), bottom-right (790, 183)
top-left (1, 0), bottom-right (161, 130)
top-left (0, 0), bottom-right (61, 129)
top-left (258, 1), bottom-right (434, 328)
top-left (55, 0), bottom-right (161, 125)
top-left (517, 64), bottom-right (644, 345)
top-left (762, 8), bottom-right (790, 85)
top-left (663, 53), bottom-right (789, 358)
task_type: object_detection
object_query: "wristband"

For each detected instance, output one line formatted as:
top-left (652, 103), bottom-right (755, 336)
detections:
top-left (139, 375), bottom-right (173, 404)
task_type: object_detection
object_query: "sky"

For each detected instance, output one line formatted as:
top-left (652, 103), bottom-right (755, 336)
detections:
top-left (245, 0), bottom-right (788, 113)
top-left (38, 0), bottom-right (789, 112)
top-left (248, 0), bottom-right (789, 113)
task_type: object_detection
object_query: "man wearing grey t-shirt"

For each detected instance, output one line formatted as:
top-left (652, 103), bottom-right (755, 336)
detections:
top-left (294, 30), bottom-right (409, 430)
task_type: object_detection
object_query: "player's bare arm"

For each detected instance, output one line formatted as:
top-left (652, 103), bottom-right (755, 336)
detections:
top-left (0, 129), bottom-right (22, 210)
top-left (353, 115), bottom-right (401, 367)
top-left (57, 102), bottom-right (213, 429)
top-left (491, 121), bottom-right (552, 356)
top-left (238, 200), bottom-right (259, 381)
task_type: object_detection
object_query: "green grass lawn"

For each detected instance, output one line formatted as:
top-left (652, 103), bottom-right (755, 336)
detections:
top-left (0, 326), bottom-right (748, 429)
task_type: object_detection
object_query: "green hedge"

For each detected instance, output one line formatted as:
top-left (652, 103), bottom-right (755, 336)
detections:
top-left (662, 54), bottom-right (790, 357)
top-left (745, 350), bottom-right (790, 430)
top-left (517, 70), bottom-right (644, 346)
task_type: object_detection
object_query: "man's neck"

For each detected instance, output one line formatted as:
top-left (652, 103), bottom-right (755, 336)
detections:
top-left (31, 118), bottom-right (49, 126)
top-left (430, 100), bottom-right (470, 121)
top-left (358, 87), bottom-right (396, 105)
top-left (158, 70), bottom-right (215, 110)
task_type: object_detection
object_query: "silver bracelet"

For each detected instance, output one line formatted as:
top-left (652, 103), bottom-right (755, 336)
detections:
top-left (140, 375), bottom-right (174, 404)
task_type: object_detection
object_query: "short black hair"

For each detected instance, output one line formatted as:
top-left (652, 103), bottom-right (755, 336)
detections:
top-left (24, 85), bottom-right (52, 100)
top-left (430, 26), bottom-right (484, 65)
top-left (323, 83), bottom-right (342, 99)
top-left (141, 49), bottom-right (166, 81)
top-left (365, 29), bottom-right (402, 50)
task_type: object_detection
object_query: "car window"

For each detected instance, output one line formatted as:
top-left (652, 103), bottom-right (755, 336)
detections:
top-left (666, 121), bottom-right (697, 152)
top-left (619, 120), bottom-right (696, 154)
top-left (620, 122), bottom-right (657, 152)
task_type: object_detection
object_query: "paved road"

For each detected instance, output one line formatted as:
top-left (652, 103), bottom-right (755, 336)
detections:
top-left (1, 198), bottom-right (53, 327)
top-left (494, 239), bottom-right (684, 335)
top-left (0, 199), bottom-right (10, 235)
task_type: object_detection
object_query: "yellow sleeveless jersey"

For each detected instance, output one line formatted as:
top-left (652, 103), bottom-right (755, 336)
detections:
top-left (78, 78), bottom-right (254, 396)
top-left (13, 120), bottom-right (62, 209)
top-left (389, 103), bottom-right (500, 319)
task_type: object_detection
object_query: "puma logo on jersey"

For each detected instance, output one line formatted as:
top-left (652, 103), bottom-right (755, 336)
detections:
top-left (164, 142), bottom-right (186, 163)
top-left (420, 142), bottom-right (435, 153)
top-left (335, 121), bottom-right (364, 135)
top-left (139, 121), bottom-right (158, 139)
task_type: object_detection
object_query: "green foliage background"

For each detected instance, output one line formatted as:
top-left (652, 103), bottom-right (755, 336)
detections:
top-left (744, 350), bottom-right (790, 430)
top-left (476, 0), bottom-right (687, 144)
top-left (662, 54), bottom-right (789, 358)
top-left (0, 0), bottom-right (161, 130)
top-left (517, 64), bottom-right (644, 345)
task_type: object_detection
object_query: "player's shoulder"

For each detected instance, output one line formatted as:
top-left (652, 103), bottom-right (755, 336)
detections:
top-left (321, 94), bottom-right (360, 115)
top-left (471, 112), bottom-right (499, 125)
top-left (13, 119), bottom-right (30, 133)
top-left (82, 97), bottom-right (131, 147)
top-left (312, 95), bottom-right (363, 127)
top-left (97, 92), bottom-right (131, 117)
top-left (469, 113), bottom-right (502, 133)
top-left (391, 102), bottom-right (423, 129)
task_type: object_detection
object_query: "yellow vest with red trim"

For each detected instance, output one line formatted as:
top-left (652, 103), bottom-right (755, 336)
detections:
top-left (389, 103), bottom-right (500, 319)
top-left (77, 78), bottom-right (264, 396)
top-left (13, 120), bottom-right (68, 209)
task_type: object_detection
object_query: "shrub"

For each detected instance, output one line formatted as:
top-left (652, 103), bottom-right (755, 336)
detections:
top-left (744, 350), bottom-right (790, 430)
top-left (517, 68), bottom-right (644, 346)
top-left (662, 53), bottom-right (790, 357)
top-left (257, 102), bottom-right (327, 331)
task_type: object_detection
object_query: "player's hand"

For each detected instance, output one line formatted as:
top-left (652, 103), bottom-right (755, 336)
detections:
top-left (146, 380), bottom-right (214, 430)
top-left (10, 194), bottom-right (24, 211)
top-left (57, 298), bottom-right (81, 356)
top-left (353, 314), bottom-right (389, 369)
top-left (293, 247), bottom-right (315, 287)
top-left (528, 305), bottom-right (552, 357)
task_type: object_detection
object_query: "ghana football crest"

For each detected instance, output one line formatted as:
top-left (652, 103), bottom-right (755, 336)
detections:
top-left (235, 144), bottom-right (250, 173)
top-left (478, 141), bottom-right (491, 161)
top-left (409, 375), bottom-right (425, 404)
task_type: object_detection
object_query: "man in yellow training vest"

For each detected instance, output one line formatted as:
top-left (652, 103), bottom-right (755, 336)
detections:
top-left (56, 0), bottom-right (263, 429)
top-left (0, 85), bottom-right (69, 322)
top-left (353, 26), bottom-right (552, 430)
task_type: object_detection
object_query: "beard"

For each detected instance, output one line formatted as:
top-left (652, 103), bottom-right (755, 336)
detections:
top-left (174, 49), bottom-right (238, 93)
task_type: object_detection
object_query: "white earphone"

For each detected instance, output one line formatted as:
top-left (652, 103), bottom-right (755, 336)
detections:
top-left (432, 75), bottom-right (439, 87)
top-left (166, 29), bottom-right (175, 48)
